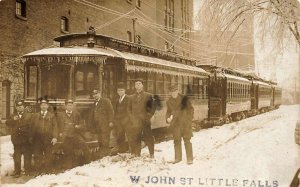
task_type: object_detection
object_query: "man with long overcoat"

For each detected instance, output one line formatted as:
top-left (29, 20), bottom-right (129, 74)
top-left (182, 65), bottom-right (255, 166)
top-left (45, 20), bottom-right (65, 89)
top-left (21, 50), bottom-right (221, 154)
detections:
top-left (90, 89), bottom-right (114, 156)
top-left (56, 99), bottom-right (90, 168)
top-left (6, 100), bottom-right (33, 177)
top-left (166, 85), bottom-right (194, 164)
top-left (113, 82), bottom-right (131, 153)
top-left (128, 79), bottom-right (155, 157)
top-left (31, 99), bottom-right (58, 172)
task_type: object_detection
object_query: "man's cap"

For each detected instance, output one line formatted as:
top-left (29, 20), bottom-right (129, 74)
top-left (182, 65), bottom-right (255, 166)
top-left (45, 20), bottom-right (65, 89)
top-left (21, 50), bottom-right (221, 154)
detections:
top-left (134, 78), bottom-right (144, 84)
top-left (116, 82), bottom-right (126, 89)
top-left (40, 99), bottom-right (49, 104)
top-left (169, 85), bottom-right (178, 92)
top-left (91, 89), bottom-right (100, 95)
top-left (65, 99), bottom-right (74, 104)
top-left (16, 100), bottom-right (24, 107)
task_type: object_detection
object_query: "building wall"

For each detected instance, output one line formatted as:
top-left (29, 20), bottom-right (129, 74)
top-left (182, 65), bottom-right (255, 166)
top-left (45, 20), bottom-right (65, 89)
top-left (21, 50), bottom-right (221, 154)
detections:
top-left (0, 0), bottom-right (193, 120)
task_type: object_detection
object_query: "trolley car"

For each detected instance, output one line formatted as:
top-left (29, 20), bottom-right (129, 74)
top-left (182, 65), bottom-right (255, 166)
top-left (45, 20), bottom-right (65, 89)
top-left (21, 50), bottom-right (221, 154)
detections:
top-left (197, 65), bottom-right (252, 125)
top-left (22, 30), bottom-right (209, 136)
top-left (197, 65), bottom-right (282, 126)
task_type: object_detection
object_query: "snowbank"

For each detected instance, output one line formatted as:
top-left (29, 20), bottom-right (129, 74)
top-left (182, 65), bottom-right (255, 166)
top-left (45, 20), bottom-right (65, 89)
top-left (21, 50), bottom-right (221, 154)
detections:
top-left (1, 105), bottom-right (300, 187)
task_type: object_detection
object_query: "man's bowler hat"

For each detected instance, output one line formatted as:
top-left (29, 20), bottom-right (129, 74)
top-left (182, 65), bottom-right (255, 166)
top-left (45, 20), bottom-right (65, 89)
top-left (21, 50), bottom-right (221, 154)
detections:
top-left (91, 89), bottom-right (100, 95)
top-left (40, 99), bottom-right (48, 104)
top-left (135, 78), bottom-right (144, 84)
top-left (169, 85), bottom-right (178, 92)
top-left (116, 82), bottom-right (126, 89)
top-left (65, 99), bottom-right (74, 104)
top-left (16, 100), bottom-right (24, 107)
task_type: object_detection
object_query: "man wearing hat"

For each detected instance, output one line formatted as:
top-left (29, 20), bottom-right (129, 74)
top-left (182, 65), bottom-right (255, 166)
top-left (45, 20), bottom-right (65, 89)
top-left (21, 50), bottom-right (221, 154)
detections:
top-left (56, 99), bottom-right (90, 168)
top-left (90, 89), bottom-right (114, 156)
top-left (6, 100), bottom-right (33, 177)
top-left (166, 85), bottom-right (194, 165)
top-left (31, 99), bottom-right (58, 172)
top-left (113, 82), bottom-right (131, 154)
top-left (127, 78), bottom-right (155, 157)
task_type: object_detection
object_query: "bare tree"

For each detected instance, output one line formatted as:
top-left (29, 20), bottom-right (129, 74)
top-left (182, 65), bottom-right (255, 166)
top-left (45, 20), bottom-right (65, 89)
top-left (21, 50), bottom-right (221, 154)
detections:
top-left (194, 0), bottom-right (255, 67)
top-left (196, 0), bottom-right (300, 48)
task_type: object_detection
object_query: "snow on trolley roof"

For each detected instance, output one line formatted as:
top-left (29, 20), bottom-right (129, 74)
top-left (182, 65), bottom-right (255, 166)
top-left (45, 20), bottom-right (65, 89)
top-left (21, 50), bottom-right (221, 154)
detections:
top-left (223, 73), bottom-right (251, 83)
top-left (252, 80), bottom-right (271, 86)
top-left (23, 47), bottom-right (118, 57)
top-left (115, 51), bottom-right (209, 77)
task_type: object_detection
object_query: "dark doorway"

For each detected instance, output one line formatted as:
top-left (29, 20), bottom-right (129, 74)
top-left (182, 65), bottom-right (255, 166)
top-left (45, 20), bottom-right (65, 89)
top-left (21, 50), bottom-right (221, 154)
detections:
top-left (2, 80), bottom-right (11, 119)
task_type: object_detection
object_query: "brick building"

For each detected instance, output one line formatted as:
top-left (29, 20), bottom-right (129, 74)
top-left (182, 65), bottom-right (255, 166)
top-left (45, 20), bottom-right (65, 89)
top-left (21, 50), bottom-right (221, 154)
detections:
top-left (0, 0), bottom-right (193, 120)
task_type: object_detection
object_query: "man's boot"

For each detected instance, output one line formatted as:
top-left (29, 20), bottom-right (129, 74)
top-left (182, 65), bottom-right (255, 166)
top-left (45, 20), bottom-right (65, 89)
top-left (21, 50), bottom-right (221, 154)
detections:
top-left (169, 140), bottom-right (182, 164)
top-left (185, 141), bottom-right (193, 165)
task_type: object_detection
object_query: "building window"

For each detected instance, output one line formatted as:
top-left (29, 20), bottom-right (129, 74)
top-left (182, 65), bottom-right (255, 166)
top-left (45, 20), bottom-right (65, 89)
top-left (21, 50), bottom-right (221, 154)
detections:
top-left (61, 16), bottom-right (69, 33)
top-left (136, 0), bottom-right (141, 8)
top-left (127, 31), bottom-right (132, 42)
top-left (164, 0), bottom-right (174, 31)
top-left (136, 35), bottom-right (141, 44)
top-left (181, 0), bottom-right (190, 39)
top-left (16, 0), bottom-right (26, 18)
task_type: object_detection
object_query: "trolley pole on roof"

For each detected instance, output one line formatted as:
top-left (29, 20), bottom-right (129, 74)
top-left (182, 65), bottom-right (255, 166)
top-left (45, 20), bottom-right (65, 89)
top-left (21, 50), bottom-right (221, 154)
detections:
top-left (132, 18), bottom-right (137, 43)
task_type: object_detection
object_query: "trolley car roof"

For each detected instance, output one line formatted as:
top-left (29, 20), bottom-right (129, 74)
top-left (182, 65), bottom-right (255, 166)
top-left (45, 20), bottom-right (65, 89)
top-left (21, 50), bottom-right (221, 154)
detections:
top-left (23, 47), bottom-right (209, 77)
top-left (223, 73), bottom-right (251, 83)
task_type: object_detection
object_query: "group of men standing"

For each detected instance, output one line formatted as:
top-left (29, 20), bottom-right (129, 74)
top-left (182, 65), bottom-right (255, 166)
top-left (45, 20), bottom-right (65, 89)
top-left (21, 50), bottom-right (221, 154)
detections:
top-left (90, 79), bottom-right (156, 158)
top-left (7, 98), bottom-right (91, 177)
top-left (6, 78), bottom-right (194, 178)
top-left (88, 79), bottom-right (195, 164)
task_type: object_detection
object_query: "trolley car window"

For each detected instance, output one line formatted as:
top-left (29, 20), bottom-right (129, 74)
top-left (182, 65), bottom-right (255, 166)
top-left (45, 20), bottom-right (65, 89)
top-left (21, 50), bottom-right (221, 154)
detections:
top-left (41, 65), bottom-right (70, 99)
top-left (156, 74), bottom-right (164, 95)
top-left (188, 77), bottom-right (193, 95)
top-left (76, 71), bottom-right (84, 91)
top-left (147, 72), bottom-right (155, 93)
top-left (27, 66), bottom-right (37, 98)
top-left (203, 79), bottom-right (208, 99)
top-left (193, 77), bottom-right (199, 98)
top-left (178, 76), bottom-right (183, 94)
top-left (164, 74), bottom-right (171, 96)
top-left (183, 76), bottom-right (188, 94)
top-left (126, 71), bottom-right (136, 94)
top-left (75, 64), bottom-right (98, 98)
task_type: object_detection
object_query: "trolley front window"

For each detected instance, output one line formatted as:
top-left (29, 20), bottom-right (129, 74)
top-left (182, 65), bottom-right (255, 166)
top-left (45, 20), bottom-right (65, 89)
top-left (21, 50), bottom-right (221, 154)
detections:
top-left (41, 65), bottom-right (71, 99)
top-left (75, 64), bottom-right (98, 98)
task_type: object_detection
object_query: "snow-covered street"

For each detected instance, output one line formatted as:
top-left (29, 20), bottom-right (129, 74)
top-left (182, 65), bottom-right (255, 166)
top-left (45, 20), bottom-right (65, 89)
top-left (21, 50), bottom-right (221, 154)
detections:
top-left (1, 105), bottom-right (299, 187)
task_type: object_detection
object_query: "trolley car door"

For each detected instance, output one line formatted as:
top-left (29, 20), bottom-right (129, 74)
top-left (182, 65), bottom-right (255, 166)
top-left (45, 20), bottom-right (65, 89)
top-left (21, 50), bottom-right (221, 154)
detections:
top-left (103, 63), bottom-right (123, 100)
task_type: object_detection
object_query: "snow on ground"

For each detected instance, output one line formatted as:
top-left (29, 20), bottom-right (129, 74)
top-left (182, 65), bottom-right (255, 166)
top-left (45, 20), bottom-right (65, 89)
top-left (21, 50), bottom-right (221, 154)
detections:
top-left (1, 135), bottom-right (14, 176)
top-left (1, 105), bottom-right (300, 187)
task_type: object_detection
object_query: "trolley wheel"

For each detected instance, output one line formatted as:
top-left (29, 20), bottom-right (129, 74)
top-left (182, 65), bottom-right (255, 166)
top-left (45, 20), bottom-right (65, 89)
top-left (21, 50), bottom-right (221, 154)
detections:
top-left (192, 121), bottom-right (201, 132)
top-left (225, 116), bottom-right (231, 124)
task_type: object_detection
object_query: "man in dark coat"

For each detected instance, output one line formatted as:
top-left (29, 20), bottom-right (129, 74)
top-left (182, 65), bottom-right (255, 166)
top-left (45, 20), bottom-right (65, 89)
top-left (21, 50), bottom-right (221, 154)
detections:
top-left (31, 99), bottom-right (58, 172)
top-left (90, 89), bottom-right (114, 156)
top-left (166, 85), bottom-right (194, 164)
top-left (6, 100), bottom-right (33, 177)
top-left (128, 79), bottom-right (155, 157)
top-left (56, 99), bottom-right (90, 168)
top-left (113, 82), bottom-right (131, 154)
